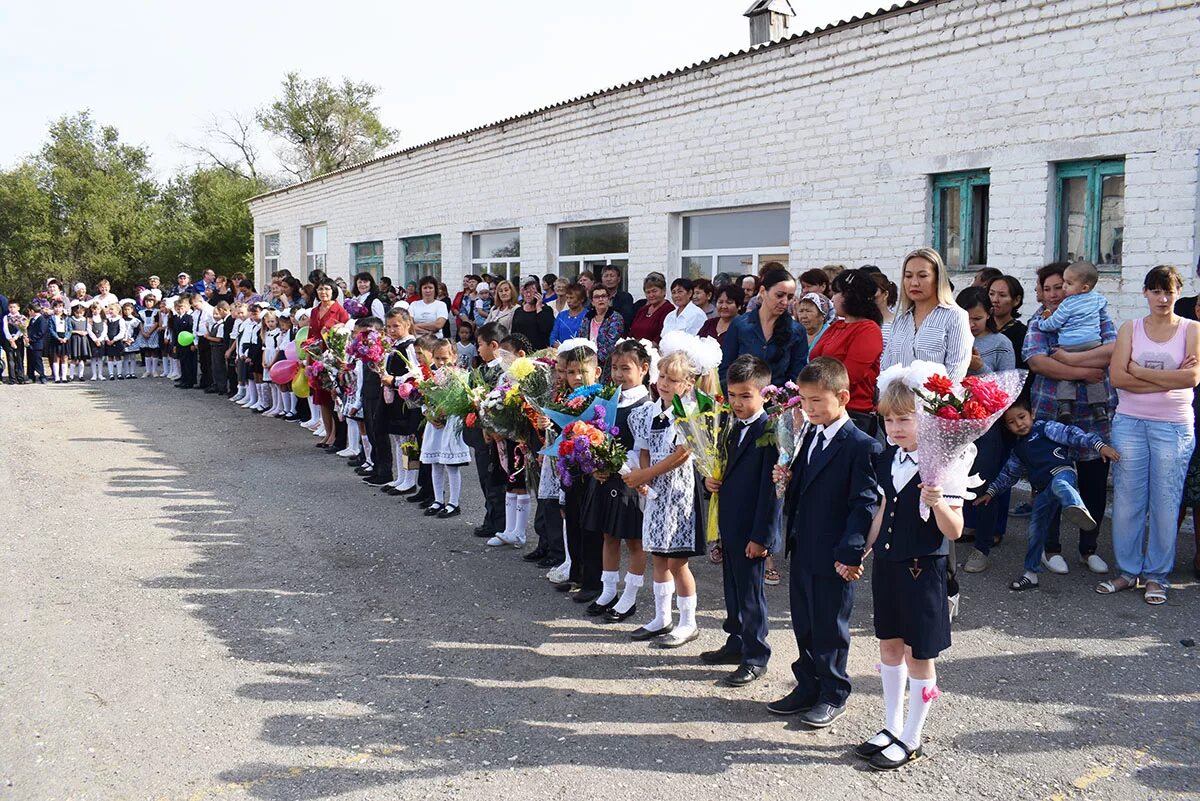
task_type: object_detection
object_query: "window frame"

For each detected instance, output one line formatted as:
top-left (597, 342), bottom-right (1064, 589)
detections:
top-left (304, 224), bottom-right (327, 275)
top-left (679, 205), bottom-right (790, 281)
top-left (555, 220), bottom-right (630, 289)
top-left (470, 229), bottom-right (522, 285)
top-left (352, 241), bottom-right (385, 282)
top-left (262, 231), bottom-right (280, 277)
top-left (1054, 158), bottom-right (1125, 270)
top-left (931, 170), bottom-right (990, 270)
top-left (401, 234), bottom-right (442, 288)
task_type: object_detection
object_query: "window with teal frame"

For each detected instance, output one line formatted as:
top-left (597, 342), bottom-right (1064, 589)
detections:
top-left (401, 235), bottom-right (442, 288)
top-left (353, 241), bottom-right (384, 281)
top-left (931, 170), bottom-right (989, 270)
top-left (1055, 159), bottom-right (1124, 269)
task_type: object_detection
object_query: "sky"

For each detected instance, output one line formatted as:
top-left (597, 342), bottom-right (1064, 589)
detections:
top-left (1, 0), bottom-right (889, 178)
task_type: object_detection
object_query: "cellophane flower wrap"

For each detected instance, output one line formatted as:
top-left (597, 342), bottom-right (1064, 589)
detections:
top-left (420, 365), bottom-right (483, 434)
top-left (911, 368), bottom-right (1027, 520)
top-left (756, 380), bottom-right (804, 497)
top-left (302, 324), bottom-right (352, 394)
top-left (341, 297), bottom-right (367, 318)
top-left (555, 403), bottom-right (628, 488)
top-left (670, 388), bottom-right (730, 542)
top-left (479, 357), bottom-right (555, 493)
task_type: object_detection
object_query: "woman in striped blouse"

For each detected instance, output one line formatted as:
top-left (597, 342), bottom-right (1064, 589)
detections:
top-left (880, 248), bottom-right (973, 381)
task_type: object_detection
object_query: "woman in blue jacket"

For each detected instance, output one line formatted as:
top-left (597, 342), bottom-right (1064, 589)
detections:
top-left (719, 266), bottom-right (808, 388)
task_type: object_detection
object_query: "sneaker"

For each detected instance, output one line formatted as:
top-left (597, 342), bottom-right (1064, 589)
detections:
top-left (1010, 502), bottom-right (1032, 518)
top-left (336, 447), bottom-right (360, 458)
top-left (947, 592), bottom-right (960, 621)
top-left (964, 549), bottom-right (990, 573)
top-left (1041, 552), bottom-right (1069, 575)
top-left (546, 563), bottom-right (571, 583)
top-left (1083, 553), bottom-right (1109, 574)
top-left (1062, 504), bottom-right (1098, 532)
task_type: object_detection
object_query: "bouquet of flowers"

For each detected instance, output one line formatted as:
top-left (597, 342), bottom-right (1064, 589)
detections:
top-left (419, 365), bottom-right (485, 432)
top-left (756, 380), bottom-right (805, 497)
top-left (302, 324), bottom-right (353, 394)
top-left (555, 410), bottom-right (628, 488)
top-left (346, 329), bottom-right (386, 367)
top-left (670, 388), bottom-right (730, 542)
top-left (879, 360), bottom-right (1026, 520)
top-left (6, 312), bottom-right (29, 335)
top-left (400, 438), bottom-right (421, 469)
top-left (342, 297), bottom-right (367, 318)
top-left (479, 357), bottom-right (556, 492)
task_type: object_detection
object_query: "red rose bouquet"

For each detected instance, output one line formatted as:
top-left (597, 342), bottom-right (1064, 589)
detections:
top-left (879, 361), bottom-right (1027, 520)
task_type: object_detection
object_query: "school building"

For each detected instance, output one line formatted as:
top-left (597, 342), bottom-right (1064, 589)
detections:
top-left (247, 0), bottom-right (1200, 320)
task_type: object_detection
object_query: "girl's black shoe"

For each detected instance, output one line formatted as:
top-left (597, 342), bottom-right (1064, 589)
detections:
top-left (602, 605), bottom-right (637, 623)
top-left (424, 503), bottom-right (445, 516)
top-left (436, 505), bottom-right (460, 519)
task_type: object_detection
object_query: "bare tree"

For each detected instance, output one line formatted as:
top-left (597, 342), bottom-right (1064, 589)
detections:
top-left (183, 112), bottom-right (263, 182)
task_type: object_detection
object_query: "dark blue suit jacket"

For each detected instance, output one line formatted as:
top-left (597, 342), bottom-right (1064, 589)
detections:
top-left (784, 420), bottom-right (881, 572)
top-left (717, 414), bottom-right (781, 552)
top-left (26, 314), bottom-right (50, 347)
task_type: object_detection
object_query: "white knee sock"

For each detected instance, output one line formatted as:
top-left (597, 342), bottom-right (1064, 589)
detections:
top-left (105, 359), bottom-right (114, 377)
top-left (405, 467), bottom-right (419, 489)
top-left (360, 429), bottom-right (372, 463)
top-left (511, 494), bottom-right (531, 542)
top-left (243, 382), bottom-right (258, 406)
top-left (597, 570), bottom-right (620, 606)
top-left (501, 492), bottom-right (517, 536)
top-left (645, 580), bottom-right (675, 632)
top-left (676, 593), bottom-right (697, 633)
top-left (612, 572), bottom-right (643, 614)
top-left (884, 676), bottom-right (938, 757)
top-left (51, 362), bottom-right (61, 381)
top-left (871, 662), bottom-right (909, 745)
top-left (345, 425), bottom-right (361, 453)
top-left (124, 356), bottom-right (133, 375)
top-left (89, 359), bottom-right (97, 379)
top-left (561, 518), bottom-right (571, 565)
top-left (388, 435), bottom-right (404, 484)
top-left (432, 463), bottom-right (447, 503)
top-left (447, 464), bottom-right (462, 506)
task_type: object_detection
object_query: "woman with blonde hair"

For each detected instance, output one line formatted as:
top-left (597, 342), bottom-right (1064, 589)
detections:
top-left (880, 248), bottom-right (972, 380)
top-left (486, 279), bottom-right (518, 331)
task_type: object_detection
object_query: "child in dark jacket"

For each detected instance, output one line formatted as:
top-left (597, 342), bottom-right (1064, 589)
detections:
top-left (976, 395), bottom-right (1119, 591)
top-left (699, 355), bottom-right (779, 687)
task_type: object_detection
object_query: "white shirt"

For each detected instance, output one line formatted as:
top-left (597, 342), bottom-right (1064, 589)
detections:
top-left (891, 447), bottom-right (920, 492)
top-left (355, 293), bottom-right (387, 321)
top-left (93, 292), bottom-right (118, 308)
top-left (410, 299), bottom-right (449, 338)
top-left (660, 302), bottom-right (708, 338)
top-left (618, 383), bottom-right (650, 408)
top-left (886, 446), bottom-right (972, 501)
top-left (731, 408), bottom-right (765, 446)
top-left (807, 413), bottom-right (850, 462)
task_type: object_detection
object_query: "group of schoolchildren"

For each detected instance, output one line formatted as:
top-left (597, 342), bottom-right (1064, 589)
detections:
top-left (7, 271), bottom-right (1136, 775)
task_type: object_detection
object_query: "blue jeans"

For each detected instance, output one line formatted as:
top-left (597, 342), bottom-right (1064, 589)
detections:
top-left (1026, 472), bottom-right (1086, 573)
top-left (1110, 414), bottom-right (1195, 586)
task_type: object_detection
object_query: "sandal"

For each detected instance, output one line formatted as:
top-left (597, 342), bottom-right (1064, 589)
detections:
top-left (1009, 575), bottom-right (1038, 591)
top-left (1144, 581), bottom-right (1167, 605)
top-left (1095, 575), bottom-right (1136, 595)
top-left (708, 542), bottom-right (723, 565)
top-left (764, 568), bottom-right (781, 586)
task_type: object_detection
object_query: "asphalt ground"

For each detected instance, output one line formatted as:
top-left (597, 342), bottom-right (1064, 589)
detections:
top-left (1, 378), bottom-right (1197, 801)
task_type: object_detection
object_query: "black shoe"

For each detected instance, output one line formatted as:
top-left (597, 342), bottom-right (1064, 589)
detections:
top-left (536, 555), bottom-right (559, 568)
top-left (116, 375), bottom-right (125, 380)
top-left (868, 741), bottom-right (923, 771)
top-left (602, 604), bottom-right (637, 623)
top-left (586, 598), bottom-right (617, 616)
top-left (364, 475), bottom-right (391, 486)
top-left (854, 730), bottom-right (899, 760)
top-left (423, 502), bottom-right (445, 516)
top-left (204, 388), bottom-right (218, 394)
top-left (766, 688), bottom-right (818, 716)
top-left (382, 486), bottom-right (404, 495)
top-left (436, 505), bottom-right (461, 519)
top-left (177, 383), bottom-right (194, 389)
top-left (572, 589), bottom-right (602, 604)
top-left (418, 498), bottom-right (434, 509)
top-left (700, 645), bottom-right (744, 665)
top-left (407, 493), bottom-right (431, 504)
top-left (283, 413), bottom-right (298, 421)
top-left (348, 455), bottom-right (366, 467)
top-left (473, 525), bottom-right (492, 538)
top-left (355, 467), bottom-right (374, 477)
top-left (522, 548), bottom-right (549, 563)
top-left (630, 622), bottom-right (674, 641)
top-left (725, 664), bottom-right (766, 687)
top-left (315, 442), bottom-right (330, 449)
top-left (554, 581), bottom-right (580, 593)
top-left (799, 702), bottom-right (846, 729)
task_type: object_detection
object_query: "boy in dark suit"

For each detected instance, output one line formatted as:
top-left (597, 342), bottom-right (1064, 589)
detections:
top-left (467, 322), bottom-right (509, 538)
top-left (770, 357), bottom-right (881, 728)
top-left (700, 355), bottom-right (780, 687)
top-left (25, 303), bottom-right (49, 384)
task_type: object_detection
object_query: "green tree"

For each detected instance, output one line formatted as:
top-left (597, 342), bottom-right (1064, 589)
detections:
top-left (36, 112), bottom-right (166, 292)
top-left (258, 71), bottom-right (398, 180)
top-left (0, 164), bottom-right (54, 301)
top-left (158, 167), bottom-right (269, 276)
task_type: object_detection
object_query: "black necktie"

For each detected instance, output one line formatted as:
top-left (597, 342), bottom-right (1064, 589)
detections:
top-left (809, 430), bottom-right (826, 463)
top-left (731, 419), bottom-right (749, 448)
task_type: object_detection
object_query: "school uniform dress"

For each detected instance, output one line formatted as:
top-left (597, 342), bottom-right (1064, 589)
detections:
top-left (630, 400), bottom-right (706, 557)
top-left (872, 446), bottom-right (957, 660)
top-left (384, 340), bottom-right (422, 437)
top-left (48, 316), bottom-right (70, 357)
top-left (576, 385), bottom-right (652, 590)
top-left (88, 317), bottom-right (107, 355)
top-left (104, 316), bottom-right (124, 358)
top-left (135, 308), bottom-right (161, 353)
top-left (122, 317), bottom-right (142, 354)
top-left (420, 414), bottom-right (471, 465)
top-left (783, 416), bottom-right (882, 707)
top-left (716, 412), bottom-right (780, 667)
top-left (63, 316), bottom-right (85, 359)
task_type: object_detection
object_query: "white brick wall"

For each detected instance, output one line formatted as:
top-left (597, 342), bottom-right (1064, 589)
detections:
top-left (250, 0), bottom-right (1200, 324)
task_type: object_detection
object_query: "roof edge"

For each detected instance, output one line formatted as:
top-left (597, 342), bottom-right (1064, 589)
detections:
top-left (248, 0), bottom-right (942, 206)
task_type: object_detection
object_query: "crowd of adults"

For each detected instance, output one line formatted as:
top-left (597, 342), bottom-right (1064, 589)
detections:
top-left (6, 252), bottom-right (1199, 599)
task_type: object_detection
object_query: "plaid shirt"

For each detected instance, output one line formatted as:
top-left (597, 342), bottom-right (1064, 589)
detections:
top-left (1022, 304), bottom-right (1117, 461)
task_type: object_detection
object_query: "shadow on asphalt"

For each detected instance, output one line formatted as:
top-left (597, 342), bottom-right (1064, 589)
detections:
top-left (79, 389), bottom-right (1200, 799)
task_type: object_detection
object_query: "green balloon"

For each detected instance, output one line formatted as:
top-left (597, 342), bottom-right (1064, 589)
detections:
top-left (177, 331), bottom-right (195, 347)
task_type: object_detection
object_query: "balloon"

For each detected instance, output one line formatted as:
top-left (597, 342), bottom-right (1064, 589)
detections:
top-left (176, 331), bottom-right (195, 347)
top-left (283, 341), bottom-right (297, 362)
top-left (294, 326), bottom-right (310, 360)
top-left (292, 370), bottom-right (310, 398)
top-left (269, 359), bottom-right (300, 385)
